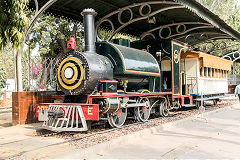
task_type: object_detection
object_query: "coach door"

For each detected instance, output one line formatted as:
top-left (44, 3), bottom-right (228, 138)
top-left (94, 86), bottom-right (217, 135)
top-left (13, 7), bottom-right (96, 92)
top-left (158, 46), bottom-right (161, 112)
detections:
top-left (161, 57), bottom-right (172, 92)
top-left (181, 72), bottom-right (187, 95)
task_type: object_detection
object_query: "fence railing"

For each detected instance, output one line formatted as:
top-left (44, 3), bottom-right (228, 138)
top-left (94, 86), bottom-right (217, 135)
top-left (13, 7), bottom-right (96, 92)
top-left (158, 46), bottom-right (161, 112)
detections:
top-left (22, 56), bottom-right (60, 91)
top-left (187, 77), bottom-right (198, 94)
top-left (228, 74), bottom-right (240, 86)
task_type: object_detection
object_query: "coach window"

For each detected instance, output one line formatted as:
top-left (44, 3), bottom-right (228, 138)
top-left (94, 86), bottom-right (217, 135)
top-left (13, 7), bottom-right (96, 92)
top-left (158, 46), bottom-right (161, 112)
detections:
top-left (208, 68), bottom-right (211, 77)
top-left (200, 67), bottom-right (203, 77)
top-left (204, 67), bottom-right (207, 77)
top-left (161, 57), bottom-right (172, 90)
top-left (212, 68), bottom-right (215, 77)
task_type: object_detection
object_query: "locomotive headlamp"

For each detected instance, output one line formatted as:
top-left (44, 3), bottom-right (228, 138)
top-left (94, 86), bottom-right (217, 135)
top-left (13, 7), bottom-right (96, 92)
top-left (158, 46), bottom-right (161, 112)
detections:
top-left (64, 67), bottom-right (74, 79)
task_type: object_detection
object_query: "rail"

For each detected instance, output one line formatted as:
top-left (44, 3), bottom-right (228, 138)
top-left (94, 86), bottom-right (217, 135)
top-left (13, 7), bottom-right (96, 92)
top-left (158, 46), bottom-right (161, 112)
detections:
top-left (0, 106), bottom-right (12, 109)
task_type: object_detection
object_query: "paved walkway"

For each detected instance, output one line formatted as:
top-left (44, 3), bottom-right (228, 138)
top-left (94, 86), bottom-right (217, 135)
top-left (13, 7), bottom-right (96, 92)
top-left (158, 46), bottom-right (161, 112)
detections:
top-left (88, 103), bottom-right (240, 159)
top-left (0, 122), bottom-right (68, 159)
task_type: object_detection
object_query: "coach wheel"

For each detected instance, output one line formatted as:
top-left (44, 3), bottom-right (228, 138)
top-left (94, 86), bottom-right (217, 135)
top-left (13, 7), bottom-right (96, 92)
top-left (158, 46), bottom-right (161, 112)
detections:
top-left (213, 99), bottom-right (217, 105)
top-left (107, 108), bottom-right (127, 128)
top-left (159, 101), bottom-right (169, 117)
top-left (136, 97), bottom-right (151, 122)
top-left (196, 101), bottom-right (200, 108)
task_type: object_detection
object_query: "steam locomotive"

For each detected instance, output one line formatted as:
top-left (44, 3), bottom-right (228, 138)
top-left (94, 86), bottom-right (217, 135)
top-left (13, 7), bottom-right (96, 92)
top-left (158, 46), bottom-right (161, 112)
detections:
top-left (37, 8), bottom-right (232, 131)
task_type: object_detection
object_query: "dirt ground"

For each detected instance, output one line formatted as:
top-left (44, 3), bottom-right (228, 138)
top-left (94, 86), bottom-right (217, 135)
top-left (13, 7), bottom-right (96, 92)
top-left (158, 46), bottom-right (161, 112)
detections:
top-left (0, 112), bottom-right (12, 128)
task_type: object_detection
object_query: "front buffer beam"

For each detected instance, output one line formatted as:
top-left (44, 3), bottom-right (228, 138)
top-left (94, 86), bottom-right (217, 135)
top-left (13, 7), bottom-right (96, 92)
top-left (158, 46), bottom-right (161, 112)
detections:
top-left (36, 104), bottom-right (99, 131)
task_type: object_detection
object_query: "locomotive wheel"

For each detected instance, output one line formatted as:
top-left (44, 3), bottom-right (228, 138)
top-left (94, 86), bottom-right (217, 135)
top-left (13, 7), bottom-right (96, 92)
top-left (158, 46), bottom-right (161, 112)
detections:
top-left (159, 101), bottom-right (169, 117)
top-left (107, 108), bottom-right (127, 128)
top-left (136, 97), bottom-right (151, 122)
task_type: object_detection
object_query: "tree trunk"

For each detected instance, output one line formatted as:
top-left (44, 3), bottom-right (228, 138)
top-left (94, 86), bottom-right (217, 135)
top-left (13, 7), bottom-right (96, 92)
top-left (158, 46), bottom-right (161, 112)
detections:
top-left (14, 48), bottom-right (23, 91)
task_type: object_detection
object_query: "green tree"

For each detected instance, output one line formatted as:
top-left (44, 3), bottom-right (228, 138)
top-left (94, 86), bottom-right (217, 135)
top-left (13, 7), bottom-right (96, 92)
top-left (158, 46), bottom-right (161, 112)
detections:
top-left (29, 15), bottom-right (83, 58)
top-left (194, 0), bottom-right (240, 56)
top-left (0, 0), bottom-right (29, 49)
top-left (0, 57), bottom-right (7, 91)
top-left (0, 45), bottom-right (14, 79)
top-left (0, 45), bottom-right (13, 94)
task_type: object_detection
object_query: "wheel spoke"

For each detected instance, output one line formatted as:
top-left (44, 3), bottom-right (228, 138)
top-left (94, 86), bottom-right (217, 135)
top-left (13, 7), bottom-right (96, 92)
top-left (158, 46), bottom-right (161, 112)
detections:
top-left (118, 114), bottom-right (125, 124)
top-left (144, 111), bottom-right (148, 119)
top-left (159, 101), bottom-right (169, 117)
top-left (115, 117), bottom-right (119, 124)
top-left (107, 108), bottom-right (127, 128)
top-left (136, 97), bottom-right (151, 122)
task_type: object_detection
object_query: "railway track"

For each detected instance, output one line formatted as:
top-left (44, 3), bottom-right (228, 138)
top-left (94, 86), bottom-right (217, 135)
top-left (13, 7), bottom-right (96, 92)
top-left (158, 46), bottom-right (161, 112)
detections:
top-left (0, 106), bottom-right (12, 114)
top-left (0, 110), bottom-right (11, 114)
top-left (0, 106), bottom-right (12, 109)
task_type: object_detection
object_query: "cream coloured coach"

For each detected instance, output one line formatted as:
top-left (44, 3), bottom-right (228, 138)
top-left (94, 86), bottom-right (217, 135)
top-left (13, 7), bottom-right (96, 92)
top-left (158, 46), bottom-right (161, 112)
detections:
top-left (181, 51), bottom-right (233, 96)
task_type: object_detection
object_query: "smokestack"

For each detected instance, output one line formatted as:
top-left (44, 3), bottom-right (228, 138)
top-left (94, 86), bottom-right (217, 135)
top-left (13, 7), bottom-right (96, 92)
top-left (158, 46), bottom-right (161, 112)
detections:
top-left (81, 8), bottom-right (97, 53)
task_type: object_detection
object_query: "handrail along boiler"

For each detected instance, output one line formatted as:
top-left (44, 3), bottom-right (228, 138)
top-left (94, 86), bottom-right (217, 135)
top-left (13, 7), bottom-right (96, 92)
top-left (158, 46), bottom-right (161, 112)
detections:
top-left (36, 8), bottom-right (233, 131)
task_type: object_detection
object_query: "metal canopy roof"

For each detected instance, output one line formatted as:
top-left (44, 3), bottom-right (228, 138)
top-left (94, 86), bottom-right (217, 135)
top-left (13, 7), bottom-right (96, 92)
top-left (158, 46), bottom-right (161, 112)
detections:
top-left (30, 0), bottom-right (240, 45)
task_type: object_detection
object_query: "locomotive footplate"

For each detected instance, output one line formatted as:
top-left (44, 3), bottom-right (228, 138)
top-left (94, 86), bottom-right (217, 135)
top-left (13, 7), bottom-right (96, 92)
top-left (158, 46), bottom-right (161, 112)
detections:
top-left (36, 103), bottom-right (99, 131)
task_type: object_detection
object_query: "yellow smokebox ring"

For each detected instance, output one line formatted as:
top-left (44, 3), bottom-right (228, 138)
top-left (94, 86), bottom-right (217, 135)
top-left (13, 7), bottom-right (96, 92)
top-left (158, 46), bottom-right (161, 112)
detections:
top-left (58, 57), bottom-right (84, 90)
